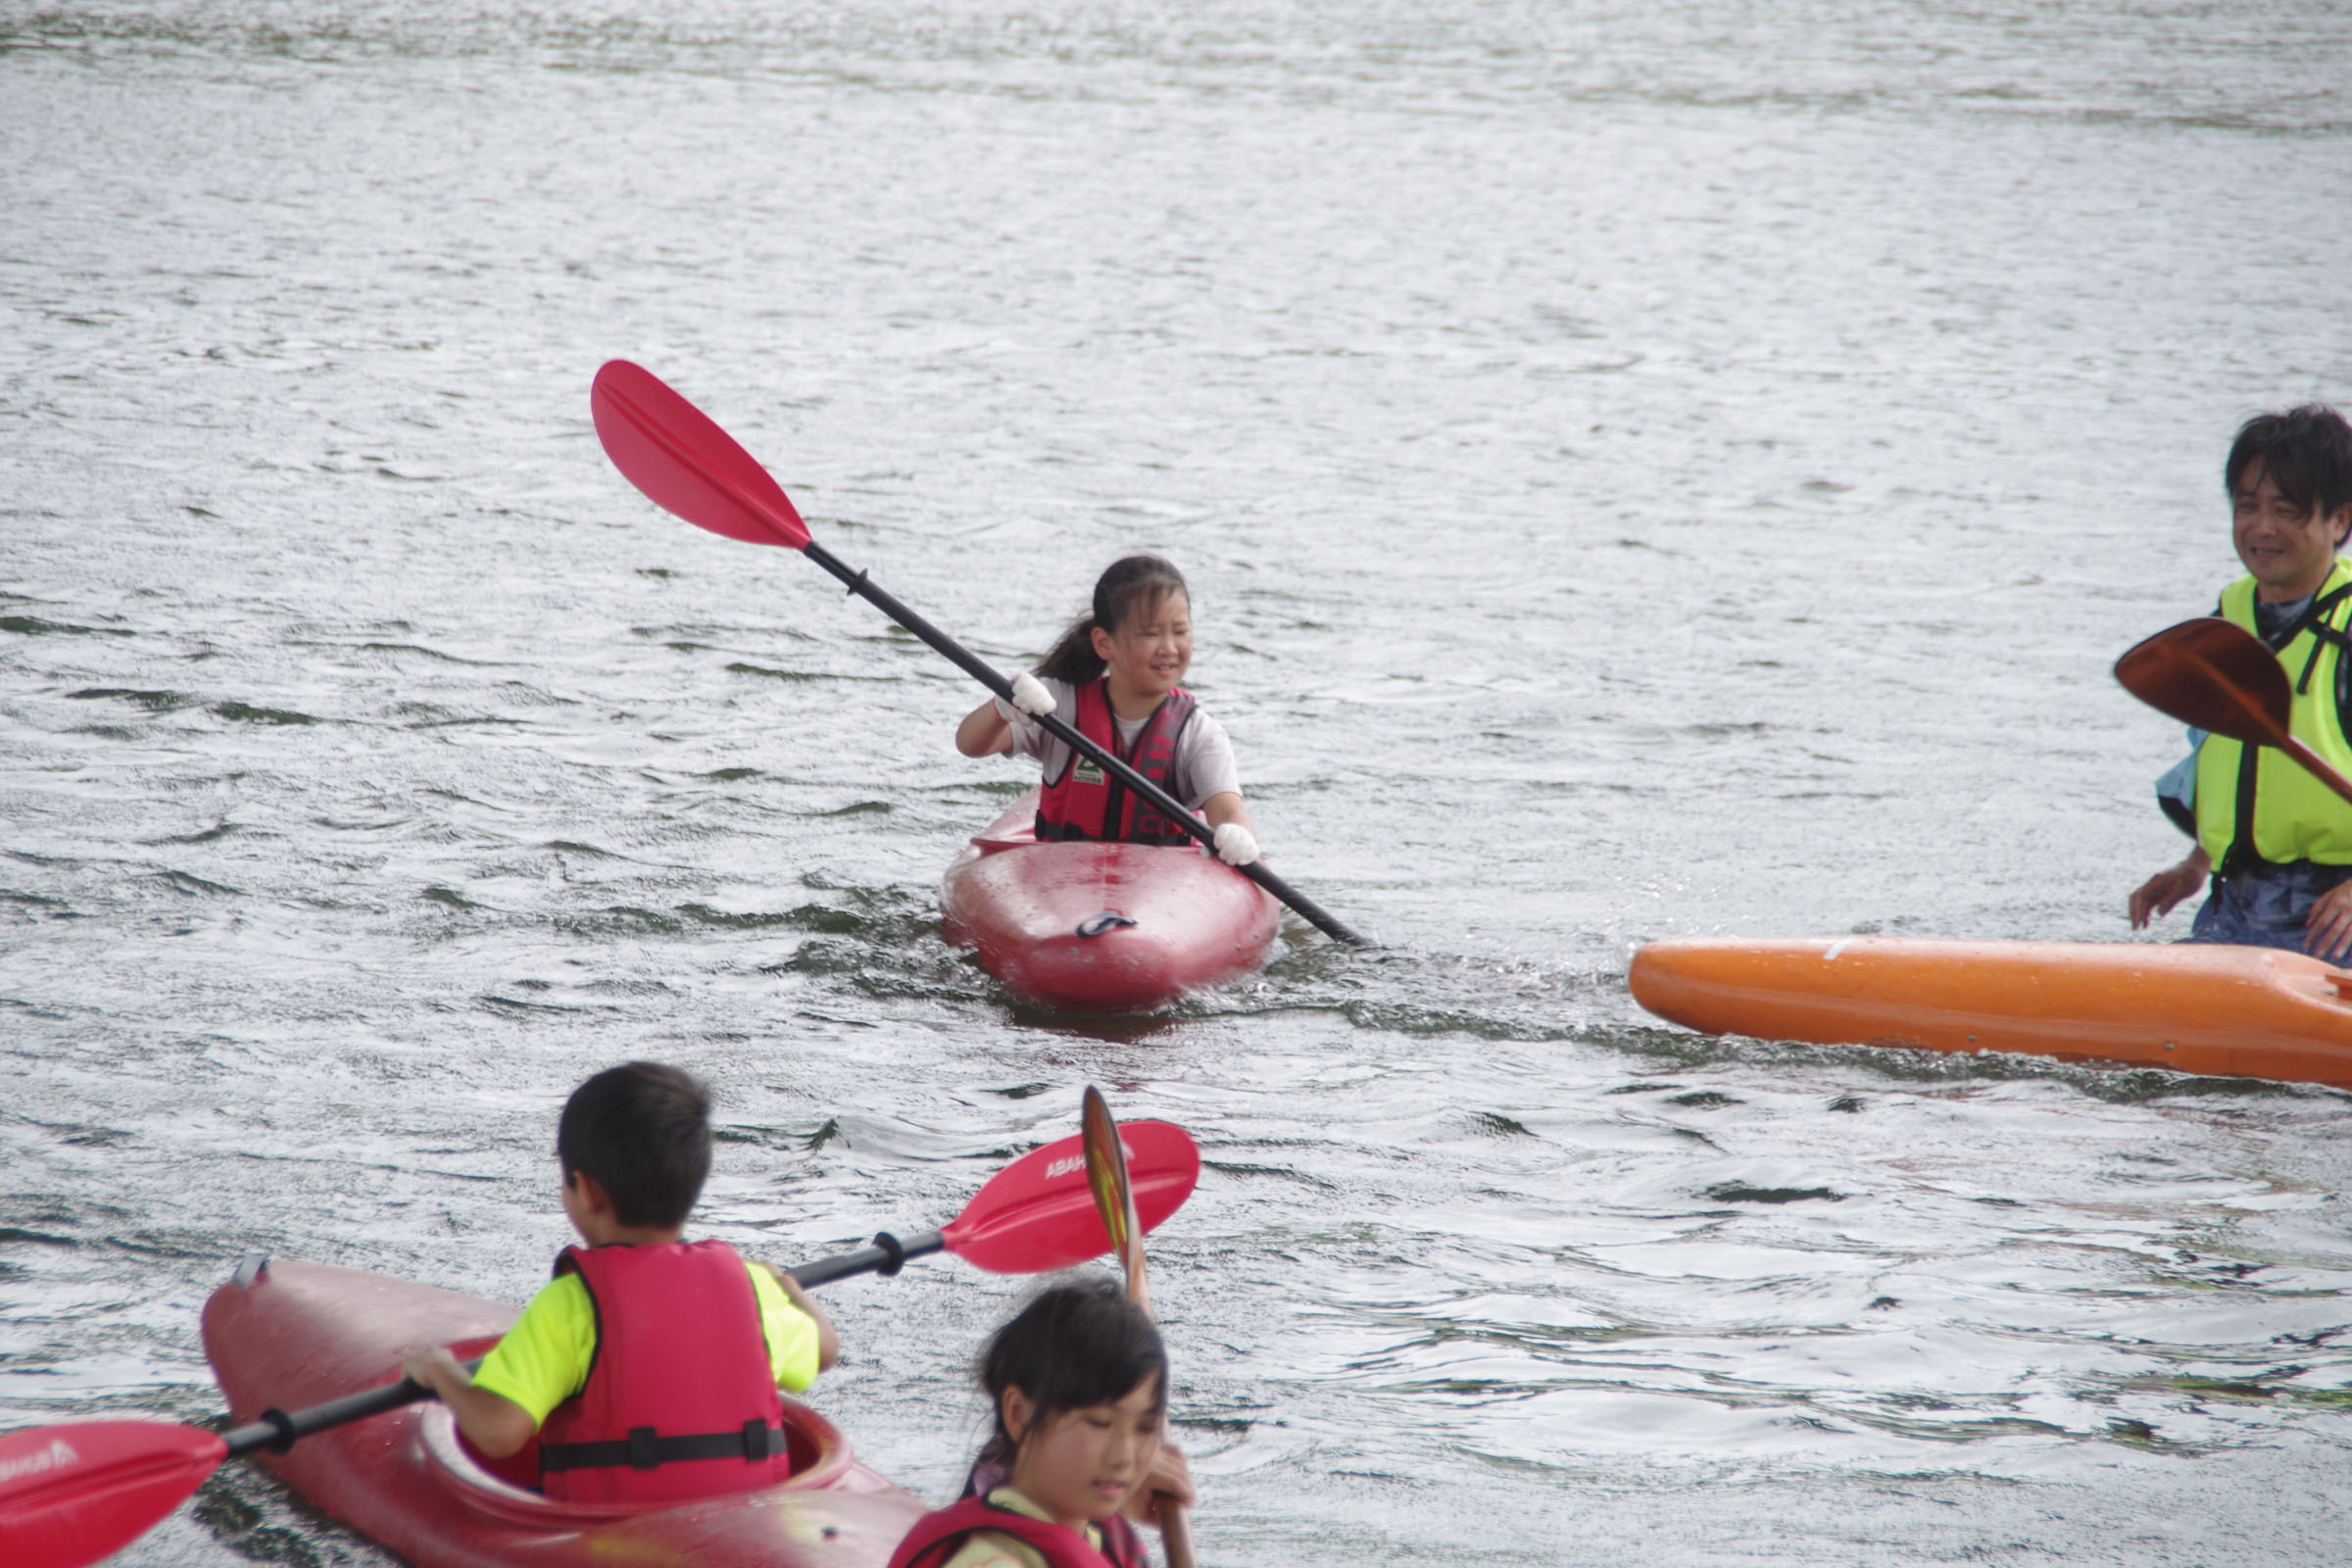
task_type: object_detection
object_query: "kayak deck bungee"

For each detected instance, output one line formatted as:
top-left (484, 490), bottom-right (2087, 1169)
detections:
top-left (941, 789), bottom-right (1279, 1011)
top-left (202, 1257), bottom-right (923, 1568)
top-left (1628, 937), bottom-right (2352, 1089)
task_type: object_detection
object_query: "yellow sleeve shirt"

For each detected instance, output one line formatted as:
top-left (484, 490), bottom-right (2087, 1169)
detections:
top-left (472, 1255), bottom-right (821, 1425)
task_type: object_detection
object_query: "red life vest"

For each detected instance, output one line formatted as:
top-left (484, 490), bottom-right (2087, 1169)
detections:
top-left (1034, 680), bottom-right (1199, 847)
top-left (957, 1460), bottom-right (1151, 1568)
top-left (888, 1495), bottom-right (1148, 1568)
top-left (534, 1241), bottom-right (791, 1503)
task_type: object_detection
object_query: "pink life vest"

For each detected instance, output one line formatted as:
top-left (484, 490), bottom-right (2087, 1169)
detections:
top-left (888, 1495), bottom-right (1149, 1568)
top-left (534, 1241), bottom-right (792, 1503)
top-left (1034, 679), bottom-right (1199, 847)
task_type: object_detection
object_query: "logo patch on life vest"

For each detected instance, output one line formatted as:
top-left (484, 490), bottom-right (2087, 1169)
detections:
top-left (1073, 757), bottom-right (1105, 786)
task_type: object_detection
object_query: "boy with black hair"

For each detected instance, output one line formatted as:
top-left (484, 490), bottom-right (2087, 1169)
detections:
top-left (403, 1061), bottom-right (837, 1503)
top-left (2130, 404), bottom-right (2352, 955)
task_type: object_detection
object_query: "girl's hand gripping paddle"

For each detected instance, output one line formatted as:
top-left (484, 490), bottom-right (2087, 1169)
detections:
top-left (590, 360), bottom-right (1371, 950)
top-left (0, 1123), bottom-right (1199, 1568)
top-left (1083, 1086), bottom-right (1197, 1568)
top-left (2115, 616), bottom-right (2352, 808)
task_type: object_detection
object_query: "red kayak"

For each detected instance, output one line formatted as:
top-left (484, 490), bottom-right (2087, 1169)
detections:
top-left (941, 789), bottom-right (1279, 1010)
top-left (201, 1257), bottom-right (923, 1568)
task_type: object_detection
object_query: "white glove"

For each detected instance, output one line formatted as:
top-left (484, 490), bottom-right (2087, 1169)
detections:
top-left (1212, 822), bottom-right (1259, 867)
top-left (993, 672), bottom-right (1054, 736)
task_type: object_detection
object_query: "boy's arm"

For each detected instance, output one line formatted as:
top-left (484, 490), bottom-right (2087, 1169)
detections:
top-left (401, 1347), bottom-right (539, 1457)
top-left (760, 1262), bottom-right (840, 1372)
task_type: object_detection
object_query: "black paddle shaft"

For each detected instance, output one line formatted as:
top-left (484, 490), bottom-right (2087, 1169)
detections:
top-left (221, 1362), bottom-right (478, 1458)
top-left (787, 1228), bottom-right (944, 1288)
top-left (801, 539), bottom-right (1370, 949)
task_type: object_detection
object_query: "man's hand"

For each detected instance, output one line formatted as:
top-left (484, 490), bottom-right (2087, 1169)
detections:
top-left (2306, 880), bottom-right (2352, 961)
top-left (2130, 853), bottom-right (2208, 929)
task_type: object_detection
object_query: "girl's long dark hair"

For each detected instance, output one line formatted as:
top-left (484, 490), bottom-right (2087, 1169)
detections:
top-left (973, 1276), bottom-right (1167, 1469)
top-left (1034, 556), bottom-right (1190, 686)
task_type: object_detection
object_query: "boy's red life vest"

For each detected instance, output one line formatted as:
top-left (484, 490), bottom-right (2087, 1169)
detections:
top-left (888, 1495), bottom-right (1150, 1568)
top-left (1034, 680), bottom-right (1198, 847)
top-left (534, 1240), bottom-right (792, 1503)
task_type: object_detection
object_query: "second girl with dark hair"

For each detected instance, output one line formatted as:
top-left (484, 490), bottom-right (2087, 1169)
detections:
top-left (888, 1278), bottom-right (1194, 1568)
top-left (954, 556), bottom-right (1261, 867)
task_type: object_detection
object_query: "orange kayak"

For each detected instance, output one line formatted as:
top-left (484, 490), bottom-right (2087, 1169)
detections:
top-left (1627, 937), bottom-right (2352, 1088)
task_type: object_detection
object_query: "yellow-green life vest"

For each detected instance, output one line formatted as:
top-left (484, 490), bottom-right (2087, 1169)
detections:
top-left (2194, 560), bottom-right (2352, 871)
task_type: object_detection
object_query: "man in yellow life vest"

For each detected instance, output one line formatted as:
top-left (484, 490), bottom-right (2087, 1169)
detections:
top-left (2131, 405), bottom-right (2352, 956)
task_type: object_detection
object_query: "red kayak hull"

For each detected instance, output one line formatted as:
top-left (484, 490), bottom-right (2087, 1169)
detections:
top-left (201, 1258), bottom-right (923, 1568)
top-left (1629, 936), bottom-right (2352, 1088)
top-left (941, 790), bottom-right (1279, 1010)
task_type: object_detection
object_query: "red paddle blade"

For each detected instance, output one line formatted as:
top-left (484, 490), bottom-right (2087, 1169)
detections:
top-left (940, 1120), bottom-right (1198, 1274)
top-left (0, 1420), bottom-right (226, 1568)
top-left (2115, 616), bottom-right (2292, 746)
top-left (1081, 1086), bottom-right (1152, 1311)
top-left (590, 360), bottom-right (810, 551)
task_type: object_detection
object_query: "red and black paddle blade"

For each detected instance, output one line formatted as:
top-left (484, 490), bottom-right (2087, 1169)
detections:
top-left (940, 1120), bottom-right (1198, 1275)
top-left (2115, 616), bottom-right (2293, 747)
top-left (590, 360), bottom-right (810, 551)
top-left (0, 1420), bottom-right (227, 1568)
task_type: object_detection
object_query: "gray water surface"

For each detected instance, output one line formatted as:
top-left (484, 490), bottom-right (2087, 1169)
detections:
top-left (7, 3), bottom-right (2352, 1563)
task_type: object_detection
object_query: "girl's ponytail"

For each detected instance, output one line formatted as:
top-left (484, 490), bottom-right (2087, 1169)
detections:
top-left (1034, 615), bottom-right (1106, 685)
top-left (1030, 556), bottom-right (1190, 687)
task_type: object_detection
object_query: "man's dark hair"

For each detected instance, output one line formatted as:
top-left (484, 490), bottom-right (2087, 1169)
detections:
top-left (974, 1276), bottom-right (1166, 1466)
top-left (2225, 404), bottom-right (2352, 521)
top-left (555, 1061), bottom-right (711, 1229)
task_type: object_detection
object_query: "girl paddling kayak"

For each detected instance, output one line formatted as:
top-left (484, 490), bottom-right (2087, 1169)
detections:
top-left (888, 1279), bottom-right (1194, 1568)
top-left (955, 556), bottom-right (1260, 870)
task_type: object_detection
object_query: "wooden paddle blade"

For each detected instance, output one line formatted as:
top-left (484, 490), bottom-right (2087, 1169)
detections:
top-left (0, 1420), bottom-right (226, 1568)
top-left (1082, 1087), bottom-right (1192, 1568)
top-left (939, 1121), bottom-right (1198, 1275)
top-left (590, 360), bottom-right (810, 551)
top-left (2115, 616), bottom-right (2293, 746)
top-left (1081, 1086), bottom-right (1152, 1311)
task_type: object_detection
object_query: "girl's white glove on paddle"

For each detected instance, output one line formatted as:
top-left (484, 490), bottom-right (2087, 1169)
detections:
top-left (993, 673), bottom-right (1054, 737)
top-left (1213, 822), bottom-right (1259, 867)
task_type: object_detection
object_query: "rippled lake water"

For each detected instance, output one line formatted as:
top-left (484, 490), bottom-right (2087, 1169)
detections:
top-left (7, 2), bottom-right (2352, 1562)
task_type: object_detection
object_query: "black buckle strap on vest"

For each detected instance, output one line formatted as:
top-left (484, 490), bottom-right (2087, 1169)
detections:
top-left (628, 1425), bottom-right (660, 1470)
top-left (2218, 723), bottom-right (2267, 882)
top-left (2292, 584), bottom-right (2352, 695)
top-left (540, 1422), bottom-right (790, 1473)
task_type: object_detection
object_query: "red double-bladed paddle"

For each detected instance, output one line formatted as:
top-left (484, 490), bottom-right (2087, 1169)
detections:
top-left (2115, 615), bottom-right (2352, 808)
top-left (0, 1122), bottom-right (1200, 1568)
top-left (1083, 1087), bottom-right (1198, 1568)
top-left (589, 359), bottom-right (1371, 951)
